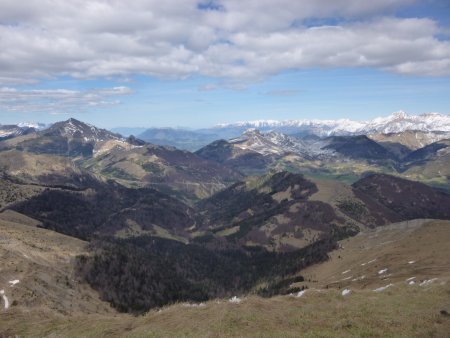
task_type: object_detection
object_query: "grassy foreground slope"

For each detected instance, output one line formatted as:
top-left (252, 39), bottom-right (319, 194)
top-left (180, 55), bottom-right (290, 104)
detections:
top-left (0, 210), bottom-right (112, 315)
top-left (1, 282), bottom-right (449, 337)
top-left (1, 219), bottom-right (449, 337)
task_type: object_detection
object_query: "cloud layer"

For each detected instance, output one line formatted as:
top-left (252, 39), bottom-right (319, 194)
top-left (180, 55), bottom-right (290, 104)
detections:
top-left (0, 0), bottom-right (449, 85)
top-left (0, 86), bottom-right (132, 114)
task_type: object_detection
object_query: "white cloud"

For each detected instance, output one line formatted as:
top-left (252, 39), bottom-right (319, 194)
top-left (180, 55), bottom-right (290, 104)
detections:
top-left (0, 86), bottom-right (133, 114)
top-left (0, 0), bottom-right (449, 85)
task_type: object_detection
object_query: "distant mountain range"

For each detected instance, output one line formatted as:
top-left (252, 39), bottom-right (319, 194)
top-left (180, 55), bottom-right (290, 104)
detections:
top-left (196, 127), bottom-right (450, 189)
top-left (7, 111), bottom-right (450, 151)
top-left (215, 111), bottom-right (450, 135)
top-left (3, 114), bottom-right (450, 190)
top-left (0, 125), bottom-right (34, 140)
top-left (118, 111), bottom-right (450, 151)
top-left (0, 122), bottom-right (46, 141)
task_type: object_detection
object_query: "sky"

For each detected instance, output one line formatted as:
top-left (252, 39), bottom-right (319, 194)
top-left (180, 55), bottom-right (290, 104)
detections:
top-left (0, 0), bottom-right (450, 129)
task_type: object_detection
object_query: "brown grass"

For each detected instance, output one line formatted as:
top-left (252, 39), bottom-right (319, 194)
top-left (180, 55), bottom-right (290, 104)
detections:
top-left (1, 284), bottom-right (449, 338)
top-left (302, 220), bottom-right (450, 290)
top-left (0, 212), bottom-right (112, 316)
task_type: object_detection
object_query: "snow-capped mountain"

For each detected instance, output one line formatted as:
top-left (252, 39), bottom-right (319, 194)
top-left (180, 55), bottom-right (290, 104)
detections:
top-left (358, 112), bottom-right (450, 134)
top-left (0, 121), bottom-right (46, 140)
top-left (0, 124), bottom-right (36, 140)
top-left (229, 129), bottom-right (334, 158)
top-left (43, 118), bottom-right (124, 143)
top-left (196, 128), bottom-right (400, 174)
top-left (230, 129), bottom-right (287, 155)
top-left (215, 112), bottom-right (450, 136)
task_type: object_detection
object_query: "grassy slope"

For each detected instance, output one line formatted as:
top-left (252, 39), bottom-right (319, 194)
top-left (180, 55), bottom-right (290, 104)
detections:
top-left (0, 210), bottom-right (113, 315)
top-left (81, 145), bottom-right (242, 202)
top-left (1, 285), bottom-right (449, 337)
top-left (1, 219), bottom-right (449, 337)
top-left (302, 220), bottom-right (450, 289)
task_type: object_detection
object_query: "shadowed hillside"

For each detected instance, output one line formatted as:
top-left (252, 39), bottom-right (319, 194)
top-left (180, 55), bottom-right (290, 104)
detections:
top-left (352, 174), bottom-right (450, 221)
top-left (9, 179), bottom-right (197, 240)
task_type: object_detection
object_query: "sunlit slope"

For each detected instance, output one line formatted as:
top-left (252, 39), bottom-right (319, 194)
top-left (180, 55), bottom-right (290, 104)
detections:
top-left (0, 210), bottom-right (112, 315)
top-left (302, 219), bottom-right (450, 290)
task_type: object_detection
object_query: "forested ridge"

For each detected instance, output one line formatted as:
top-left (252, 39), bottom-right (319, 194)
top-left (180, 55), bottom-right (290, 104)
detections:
top-left (76, 235), bottom-right (338, 313)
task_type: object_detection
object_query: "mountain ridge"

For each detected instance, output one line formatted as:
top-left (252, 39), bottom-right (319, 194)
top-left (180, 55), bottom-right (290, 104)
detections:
top-left (215, 111), bottom-right (450, 136)
top-left (5, 111), bottom-right (450, 151)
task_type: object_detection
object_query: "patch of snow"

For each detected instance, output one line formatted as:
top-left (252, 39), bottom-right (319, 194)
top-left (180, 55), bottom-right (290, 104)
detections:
top-left (420, 278), bottom-right (437, 286)
top-left (378, 269), bottom-right (388, 275)
top-left (408, 261), bottom-right (415, 264)
top-left (362, 258), bottom-right (377, 266)
top-left (296, 290), bottom-right (306, 298)
top-left (408, 281), bottom-right (416, 285)
top-left (229, 296), bottom-right (241, 304)
top-left (183, 303), bottom-right (205, 308)
top-left (8, 280), bottom-right (19, 286)
top-left (341, 289), bottom-right (351, 296)
top-left (341, 276), bottom-right (352, 281)
top-left (406, 277), bottom-right (416, 282)
top-left (0, 290), bottom-right (8, 309)
top-left (342, 269), bottom-right (351, 274)
top-left (373, 284), bottom-right (394, 292)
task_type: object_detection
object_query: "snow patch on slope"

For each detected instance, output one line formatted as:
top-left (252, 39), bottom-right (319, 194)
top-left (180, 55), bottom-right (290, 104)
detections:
top-left (0, 290), bottom-right (9, 309)
top-left (229, 129), bottom-right (335, 158)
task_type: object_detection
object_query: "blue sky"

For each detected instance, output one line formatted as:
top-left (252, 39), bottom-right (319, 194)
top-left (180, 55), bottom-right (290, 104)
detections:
top-left (0, 0), bottom-right (449, 128)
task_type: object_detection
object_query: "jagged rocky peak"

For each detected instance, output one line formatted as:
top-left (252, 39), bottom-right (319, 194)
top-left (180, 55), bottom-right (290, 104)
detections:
top-left (226, 128), bottom-right (333, 158)
top-left (42, 118), bottom-right (124, 142)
